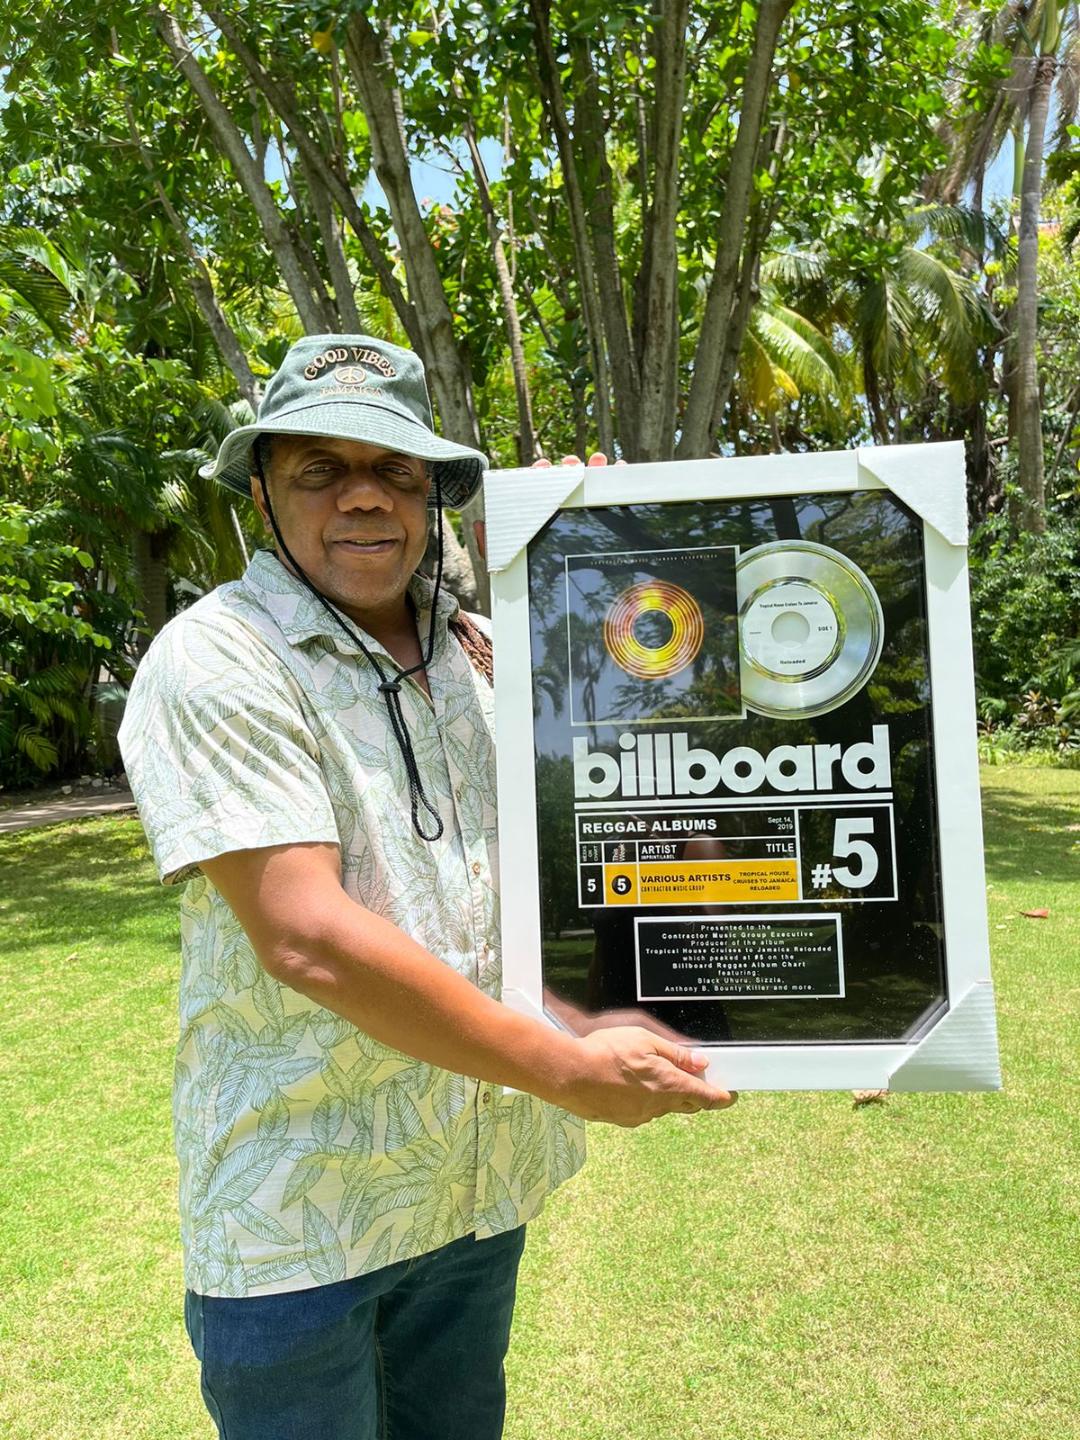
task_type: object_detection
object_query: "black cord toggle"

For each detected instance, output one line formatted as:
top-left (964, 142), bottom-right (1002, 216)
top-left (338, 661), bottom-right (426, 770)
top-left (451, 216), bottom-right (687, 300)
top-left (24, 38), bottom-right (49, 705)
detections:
top-left (378, 677), bottom-right (402, 694)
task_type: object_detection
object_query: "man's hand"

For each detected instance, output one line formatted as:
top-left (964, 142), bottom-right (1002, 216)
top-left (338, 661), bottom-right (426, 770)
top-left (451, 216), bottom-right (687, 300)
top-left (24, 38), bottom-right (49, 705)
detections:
top-left (532, 452), bottom-right (627, 468)
top-left (556, 1027), bottom-right (735, 1127)
top-left (199, 844), bottom-right (736, 1132)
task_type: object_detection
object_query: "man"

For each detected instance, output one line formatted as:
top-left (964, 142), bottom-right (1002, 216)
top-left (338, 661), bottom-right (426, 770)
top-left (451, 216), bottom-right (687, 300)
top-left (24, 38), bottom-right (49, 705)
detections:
top-left (119, 334), bottom-right (734, 1440)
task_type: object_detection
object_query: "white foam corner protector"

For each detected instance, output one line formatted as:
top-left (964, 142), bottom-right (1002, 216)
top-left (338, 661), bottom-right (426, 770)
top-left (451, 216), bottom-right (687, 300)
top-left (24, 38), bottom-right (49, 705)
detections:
top-left (888, 982), bottom-right (1001, 1092)
top-left (483, 465), bottom-right (585, 573)
top-left (857, 441), bottom-right (968, 547)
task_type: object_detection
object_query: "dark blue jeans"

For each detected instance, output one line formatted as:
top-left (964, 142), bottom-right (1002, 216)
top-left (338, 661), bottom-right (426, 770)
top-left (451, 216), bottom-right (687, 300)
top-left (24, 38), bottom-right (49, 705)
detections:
top-left (184, 1226), bottom-right (527, 1440)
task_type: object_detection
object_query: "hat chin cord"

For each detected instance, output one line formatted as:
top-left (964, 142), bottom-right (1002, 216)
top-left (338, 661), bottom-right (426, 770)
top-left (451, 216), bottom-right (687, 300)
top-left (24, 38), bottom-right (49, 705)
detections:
top-left (254, 448), bottom-right (446, 843)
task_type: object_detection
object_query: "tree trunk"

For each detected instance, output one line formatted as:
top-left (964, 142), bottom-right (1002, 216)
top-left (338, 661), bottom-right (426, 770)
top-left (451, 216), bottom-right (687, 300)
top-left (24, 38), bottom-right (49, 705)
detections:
top-left (422, 512), bottom-right (478, 611)
top-left (342, 13), bottom-right (478, 442)
top-left (188, 265), bottom-right (261, 410)
top-left (343, 12), bottom-right (490, 608)
top-left (569, 33), bottom-right (640, 454)
top-left (710, 122), bottom-right (787, 441)
top-left (634, 0), bottom-right (690, 460)
top-left (863, 351), bottom-right (890, 446)
top-left (1015, 51), bottom-right (1054, 533)
top-left (276, 152), bottom-right (339, 329)
top-left (153, 8), bottom-right (330, 335)
top-left (711, 245), bottom-right (760, 444)
top-left (132, 530), bottom-right (170, 657)
top-left (528, 0), bottom-right (615, 457)
top-left (207, 10), bottom-right (423, 353)
top-left (300, 153), bottom-right (362, 331)
top-left (677, 0), bottom-right (793, 458)
top-left (122, 95), bottom-right (261, 410)
top-left (961, 397), bottom-right (992, 526)
top-left (462, 115), bottom-right (539, 463)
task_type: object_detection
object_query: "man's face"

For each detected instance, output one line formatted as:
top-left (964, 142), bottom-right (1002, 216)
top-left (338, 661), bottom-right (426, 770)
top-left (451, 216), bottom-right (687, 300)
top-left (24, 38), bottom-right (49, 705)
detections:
top-left (251, 435), bottom-right (431, 630)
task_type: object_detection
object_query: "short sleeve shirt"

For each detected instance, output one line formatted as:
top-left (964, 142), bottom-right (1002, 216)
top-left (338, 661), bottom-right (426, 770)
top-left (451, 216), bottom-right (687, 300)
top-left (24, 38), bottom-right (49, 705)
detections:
top-left (119, 549), bottom-right (585, 1298)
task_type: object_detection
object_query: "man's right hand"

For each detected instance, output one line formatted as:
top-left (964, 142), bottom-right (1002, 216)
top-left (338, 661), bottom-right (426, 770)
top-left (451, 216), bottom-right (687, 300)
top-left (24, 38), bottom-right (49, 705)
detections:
top-left (555, 1026), bottom-right (736, 1127)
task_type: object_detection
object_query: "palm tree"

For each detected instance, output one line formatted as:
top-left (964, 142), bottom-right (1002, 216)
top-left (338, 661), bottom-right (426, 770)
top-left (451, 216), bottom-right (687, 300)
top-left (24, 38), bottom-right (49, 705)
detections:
top-left (933, 1), bottom-right (1080, 530)
top-left (760, 198), bottom-right (1003, 450)
top-left (729, 286), bottom-right (853, 450)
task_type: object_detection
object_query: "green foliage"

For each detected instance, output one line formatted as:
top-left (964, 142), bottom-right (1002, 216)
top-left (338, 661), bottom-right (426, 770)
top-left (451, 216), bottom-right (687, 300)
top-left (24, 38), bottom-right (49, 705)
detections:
top-left (760, 197), bottom-right (1005, 450)
top-left (0, 2), bottom-right (1075, 781)
top-left (0, 502), bottom-right (112, 785)
top-left (0, 219), bottom-right (261, 782)
top-left (969, 498), bottom-right (1080, 717)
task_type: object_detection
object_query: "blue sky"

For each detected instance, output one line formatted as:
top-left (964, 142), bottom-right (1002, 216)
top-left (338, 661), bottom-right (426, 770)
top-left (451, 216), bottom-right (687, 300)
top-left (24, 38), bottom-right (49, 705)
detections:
top-left (362, 137), bottom-right (505, 211)
top-left (362, 132), bottom-right (1018, 216)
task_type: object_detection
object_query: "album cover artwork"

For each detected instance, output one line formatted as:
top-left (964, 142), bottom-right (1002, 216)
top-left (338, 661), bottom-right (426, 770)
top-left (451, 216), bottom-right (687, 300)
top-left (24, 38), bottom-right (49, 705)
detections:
top-left (565, 546), bottom-right (742, 726)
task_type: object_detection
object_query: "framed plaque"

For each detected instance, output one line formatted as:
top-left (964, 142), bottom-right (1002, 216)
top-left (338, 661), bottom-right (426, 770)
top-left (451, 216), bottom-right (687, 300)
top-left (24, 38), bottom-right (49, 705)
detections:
top-left (486, 443), bottom-right (1000, 1091)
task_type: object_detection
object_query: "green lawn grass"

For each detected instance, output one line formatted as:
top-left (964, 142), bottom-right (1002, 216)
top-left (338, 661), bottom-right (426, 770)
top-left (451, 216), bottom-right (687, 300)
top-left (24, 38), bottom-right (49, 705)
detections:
top-left (1, 767), bottom-right (1077, 1439)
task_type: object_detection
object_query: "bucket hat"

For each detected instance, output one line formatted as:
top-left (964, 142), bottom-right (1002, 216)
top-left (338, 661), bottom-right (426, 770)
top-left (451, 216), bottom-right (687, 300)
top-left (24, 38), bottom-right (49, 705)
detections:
top-left (200, 334), bottom-right (487, 509)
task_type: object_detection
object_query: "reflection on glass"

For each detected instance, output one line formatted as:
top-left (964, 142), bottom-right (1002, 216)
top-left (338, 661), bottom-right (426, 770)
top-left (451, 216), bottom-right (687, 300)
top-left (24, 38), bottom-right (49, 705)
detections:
top-left (527, 491), bottom-right (947, 1047)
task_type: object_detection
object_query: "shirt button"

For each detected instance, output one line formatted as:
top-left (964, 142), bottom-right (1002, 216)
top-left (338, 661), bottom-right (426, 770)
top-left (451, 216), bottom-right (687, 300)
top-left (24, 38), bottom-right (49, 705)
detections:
top-left (481, 1091), bottom-right (492, 1104)
top-left (471, 861), bottom-right (482, 876)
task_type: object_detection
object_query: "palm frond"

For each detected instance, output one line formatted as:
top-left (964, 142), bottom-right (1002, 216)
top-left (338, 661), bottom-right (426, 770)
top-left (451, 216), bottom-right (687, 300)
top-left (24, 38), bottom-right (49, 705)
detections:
top-left (761, 248), bottom-right (829, 288)
top-left (738, 332), bottom-right (784, 413)
top-left (23, 662), bottom-right (88, 697)
top-left (911, 203), bottom-right (1011, 262)
top-left (15, 725), bottom-right (58, 772)
top-left (1, 226), bottom-right (81, 302)
top-left (858, 277), bottom-right (920, 376)
top-left (898, 246), bottom-right (981, 349)
top-left (0, 248), bottom-right (71, 332)
top-left (751, 307), bottom-right (846, 402)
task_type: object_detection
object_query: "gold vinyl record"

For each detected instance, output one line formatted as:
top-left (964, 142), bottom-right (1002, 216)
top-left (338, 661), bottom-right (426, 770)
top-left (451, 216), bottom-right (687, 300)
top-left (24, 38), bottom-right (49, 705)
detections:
top-left (736, 541), bottom-right (884, 718)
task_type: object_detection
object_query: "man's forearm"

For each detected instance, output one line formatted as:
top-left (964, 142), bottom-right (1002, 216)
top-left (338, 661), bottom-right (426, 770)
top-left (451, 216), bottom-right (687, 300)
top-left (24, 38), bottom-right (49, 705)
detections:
top-left (265, 894), bottom-right (584, 1104)
top-left (201, 842), bottom-right (733, 1126)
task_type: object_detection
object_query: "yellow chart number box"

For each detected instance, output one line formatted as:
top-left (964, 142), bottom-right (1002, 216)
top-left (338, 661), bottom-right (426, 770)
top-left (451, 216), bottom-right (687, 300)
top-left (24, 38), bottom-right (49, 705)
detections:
top-left (608, 859), bottom-right (801, 905)
top-left (604, 868), bottom-right (640, 904)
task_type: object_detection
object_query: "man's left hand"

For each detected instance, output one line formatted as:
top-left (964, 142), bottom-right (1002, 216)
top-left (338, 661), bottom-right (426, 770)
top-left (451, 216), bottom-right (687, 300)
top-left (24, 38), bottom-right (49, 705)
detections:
top-left (531, 452), bottom-right (626, 468)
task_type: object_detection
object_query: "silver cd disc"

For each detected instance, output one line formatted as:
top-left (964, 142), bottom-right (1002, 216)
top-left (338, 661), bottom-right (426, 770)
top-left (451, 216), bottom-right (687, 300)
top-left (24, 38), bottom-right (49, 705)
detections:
top-left (736, 541), bottom-right (884, 718)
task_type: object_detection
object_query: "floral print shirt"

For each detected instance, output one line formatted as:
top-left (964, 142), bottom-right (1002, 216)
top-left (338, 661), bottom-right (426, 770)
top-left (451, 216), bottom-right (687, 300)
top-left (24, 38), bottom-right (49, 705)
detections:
top-left (119, 548), bottom-right (585, 1297)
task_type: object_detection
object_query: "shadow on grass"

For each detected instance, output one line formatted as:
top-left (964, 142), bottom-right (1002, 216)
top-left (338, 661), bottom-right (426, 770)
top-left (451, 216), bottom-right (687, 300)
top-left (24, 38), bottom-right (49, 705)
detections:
top-left (0, 816), bottom-right (178, 956)
top-left (980, 777), bottom-right (1080, 887)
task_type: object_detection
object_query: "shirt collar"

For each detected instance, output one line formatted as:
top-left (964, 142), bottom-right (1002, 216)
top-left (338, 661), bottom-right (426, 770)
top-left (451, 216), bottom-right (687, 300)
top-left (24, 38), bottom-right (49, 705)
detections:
top-left (239, 548), bottom-right (460, 660)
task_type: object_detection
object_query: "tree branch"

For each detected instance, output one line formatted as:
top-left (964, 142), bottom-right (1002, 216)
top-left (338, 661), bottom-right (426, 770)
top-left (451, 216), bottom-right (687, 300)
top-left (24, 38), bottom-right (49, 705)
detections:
top-left (299, 151), bottom-right (361, 330)
top-left (274, 128), bottom-right (338, 327)
top-left (206, 8), bottom-right (422, 352)
top-left (1014, 48), bottom-right (1054, 530)
top-left (635, 0), bottom-right (690, 459)
top-left (528, 0), bottom-right (614, 455)
top-left (677, 0), bottom-right (794, 457)
top-left (569, 32), bottom-right (640, 452)
top-left (343, 9), bottom-right (487, 604)
top-left (119, 88), bottom-right (260, 408)
top-left (461, 108), bottom-right (539, 462)
top-left (710, 118), bottom-right (789, 439)
top-left (153, 6), bottom-right (329, 334)
top-left (341, 11), bottom-right (479, 442)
